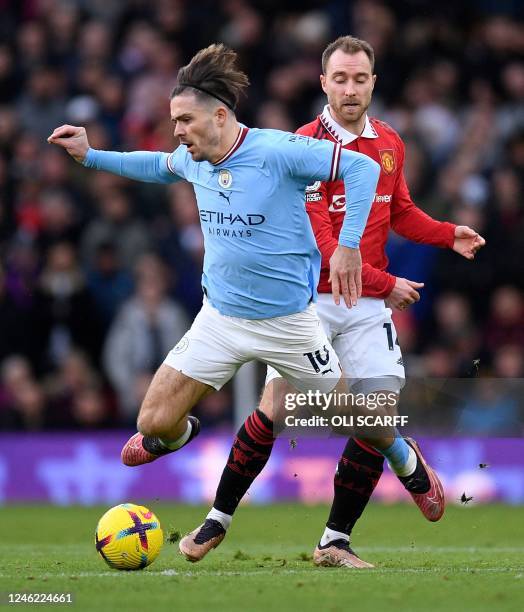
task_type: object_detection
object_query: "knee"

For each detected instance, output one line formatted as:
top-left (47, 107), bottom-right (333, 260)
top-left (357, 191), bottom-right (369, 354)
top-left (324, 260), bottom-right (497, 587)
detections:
top-left (136, 411), bottom-right (153, 436)
top-left (137, 409), bottom-right (169, 438)
top-left (261, 379), bottom-right (294, 421)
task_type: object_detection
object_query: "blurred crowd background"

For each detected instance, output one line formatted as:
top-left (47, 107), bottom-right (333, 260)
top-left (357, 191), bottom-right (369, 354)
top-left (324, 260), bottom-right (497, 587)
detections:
top-left (0, 0), bottom-right (523, 433)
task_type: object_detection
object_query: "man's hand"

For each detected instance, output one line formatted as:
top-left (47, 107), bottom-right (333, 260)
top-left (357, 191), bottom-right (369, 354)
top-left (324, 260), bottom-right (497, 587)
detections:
top-left (47, 125), bottom-right (90, 163)
top-left (453, 225), bottom-right (486, 260)
top-left (329, 245), bottom-right (362, 308)
top-left (385, 277), bottom-right (424, 311)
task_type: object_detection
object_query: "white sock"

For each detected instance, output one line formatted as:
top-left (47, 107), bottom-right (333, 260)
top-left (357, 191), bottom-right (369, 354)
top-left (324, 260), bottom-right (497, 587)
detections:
top-left (393, 446), bottom-right (417, 477)
top-left (320, 527), bottom-right (349, 547)
top-left (206, 507), bottom-right (232, 530)
top-left (159, 421), bottom-right (192, 450)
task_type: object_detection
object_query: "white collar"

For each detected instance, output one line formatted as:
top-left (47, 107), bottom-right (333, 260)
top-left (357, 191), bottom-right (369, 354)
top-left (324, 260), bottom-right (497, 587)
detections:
top-left (319, 105), bottom-right (378, 145)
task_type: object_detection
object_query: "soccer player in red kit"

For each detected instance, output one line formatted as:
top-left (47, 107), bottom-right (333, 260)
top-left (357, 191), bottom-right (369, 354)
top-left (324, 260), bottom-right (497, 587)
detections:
top-left (179, 36), bottom-right (485, 567)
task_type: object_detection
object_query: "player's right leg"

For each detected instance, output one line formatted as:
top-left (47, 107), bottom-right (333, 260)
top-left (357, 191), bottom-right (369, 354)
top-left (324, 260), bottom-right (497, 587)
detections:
top-left (121, 366), bottom-right (211, 466)
top-left (122, 298), bottom-right (244, 467)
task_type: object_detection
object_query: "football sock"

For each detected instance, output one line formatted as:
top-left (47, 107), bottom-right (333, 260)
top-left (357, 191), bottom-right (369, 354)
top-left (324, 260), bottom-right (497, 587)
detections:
top-left (397, 446), bottom-right (431, 493)
top-left (213, 409), bottom-right (275, 516)
top-left (320, 527), bottom-right (349, 546)
top-left (158, 420), bottom-right (193, 450)
top-left (206, 508), bottom-right (233, 530)
top-left (325, 438), bottom-right (384, 537)
top-left (378, 436), bottom-right (417, 477)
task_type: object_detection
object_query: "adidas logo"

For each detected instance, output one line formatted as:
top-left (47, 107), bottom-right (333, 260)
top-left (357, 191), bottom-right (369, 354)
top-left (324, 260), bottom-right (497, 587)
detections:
top-left (396, 357), bottom-right (404, 366)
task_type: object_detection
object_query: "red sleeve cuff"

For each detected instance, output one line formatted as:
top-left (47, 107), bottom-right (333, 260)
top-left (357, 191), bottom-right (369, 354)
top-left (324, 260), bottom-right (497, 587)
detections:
top-left (361, 265), bottom-right (397, 298)
top-left (441, 222), bottom-right (457, 249)
top-left (382, 273), bottom-right (397, 298)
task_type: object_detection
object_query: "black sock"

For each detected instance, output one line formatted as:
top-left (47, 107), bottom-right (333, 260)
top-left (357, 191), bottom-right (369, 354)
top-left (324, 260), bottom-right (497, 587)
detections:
top-left (398, 459), bottom-right (431, 493)
top-left (213, 409), bottom-right (275, 516)
top-left (142, 436), bottom-right (172, 455)
top-left (326, 438), bottom-right (384, 536)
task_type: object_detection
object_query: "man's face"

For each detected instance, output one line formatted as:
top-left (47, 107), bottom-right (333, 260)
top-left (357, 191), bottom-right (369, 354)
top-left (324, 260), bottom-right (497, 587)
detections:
top-left (320, 49), bottom-right (376, 126)
top-left (170, 92), bottom-right (220, 162)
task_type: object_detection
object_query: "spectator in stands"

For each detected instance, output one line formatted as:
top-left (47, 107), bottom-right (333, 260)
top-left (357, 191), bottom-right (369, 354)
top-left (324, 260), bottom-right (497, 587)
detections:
top-left (80, 187), bottom-right (150, 272)
top-left (0, 356), bottom-right (47, 430)
top-left (44, 349), bottom-right (115, 427)
top-left (33, 241), bottom-right (102, 370)
top-left (485, 287), bottom-right (524, 354)
top-left (0, 261), bottom-right (36, 365)
top-left (85, 240), bottom-right (134, 332)
top-left (103, 253), bottom-right (189, 422)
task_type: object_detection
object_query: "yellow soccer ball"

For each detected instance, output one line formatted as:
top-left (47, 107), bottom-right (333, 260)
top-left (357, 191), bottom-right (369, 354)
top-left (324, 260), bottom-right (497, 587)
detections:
top-left (95, 503), bottom-right (163, 570)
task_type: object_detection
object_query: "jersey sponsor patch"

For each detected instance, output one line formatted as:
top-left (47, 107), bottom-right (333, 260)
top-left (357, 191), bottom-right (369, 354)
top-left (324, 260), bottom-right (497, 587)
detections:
top-left (288, 134), bottom-right (309, 143)
top-left (328, 194), bottom-right (346, 212)
top-left (306, 192), bottom-right (323, 203)
top-left (379, 149), bottom-right (396, 175)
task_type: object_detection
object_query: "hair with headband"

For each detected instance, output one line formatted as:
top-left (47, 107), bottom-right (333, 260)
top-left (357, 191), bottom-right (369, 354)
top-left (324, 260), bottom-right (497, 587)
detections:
top-left (171, 44), bottom-right (249, 112)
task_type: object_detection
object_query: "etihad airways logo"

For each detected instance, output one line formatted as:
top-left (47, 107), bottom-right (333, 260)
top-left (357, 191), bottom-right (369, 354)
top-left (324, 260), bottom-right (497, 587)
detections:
top-left (328, 193), bottom-right (392, 212)
top-left (199, 210), bottom-right (266, 225)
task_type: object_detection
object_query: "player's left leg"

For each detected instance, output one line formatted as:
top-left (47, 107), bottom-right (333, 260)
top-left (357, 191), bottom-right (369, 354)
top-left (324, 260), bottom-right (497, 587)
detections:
top-left (179, 378), bottom-right (284, 562)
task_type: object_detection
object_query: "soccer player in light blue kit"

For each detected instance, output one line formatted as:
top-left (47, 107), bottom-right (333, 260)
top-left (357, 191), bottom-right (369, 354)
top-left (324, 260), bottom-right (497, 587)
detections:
top-left (48, 44), bottom-right (380, 466)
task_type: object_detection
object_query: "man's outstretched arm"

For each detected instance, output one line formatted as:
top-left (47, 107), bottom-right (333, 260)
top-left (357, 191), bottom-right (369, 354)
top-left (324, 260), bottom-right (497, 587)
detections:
top-left (390, 140), bottom-right (485, 259)
top-left (48, 124), bottom-right (180, 184)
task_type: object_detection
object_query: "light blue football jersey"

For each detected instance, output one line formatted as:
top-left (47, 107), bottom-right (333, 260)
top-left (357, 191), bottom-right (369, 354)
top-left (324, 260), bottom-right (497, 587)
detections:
top-left (84, 126), bottom-right (379, 319)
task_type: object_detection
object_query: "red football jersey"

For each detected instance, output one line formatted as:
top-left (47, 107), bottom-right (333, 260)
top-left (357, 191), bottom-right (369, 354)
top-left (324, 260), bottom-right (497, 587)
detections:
top-left (298, 106), bottom-right (456, 297)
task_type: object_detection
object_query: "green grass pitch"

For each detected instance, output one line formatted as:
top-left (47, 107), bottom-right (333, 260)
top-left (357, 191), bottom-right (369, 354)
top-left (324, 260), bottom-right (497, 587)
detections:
top-left (0, 503), bottom-right (523, 611)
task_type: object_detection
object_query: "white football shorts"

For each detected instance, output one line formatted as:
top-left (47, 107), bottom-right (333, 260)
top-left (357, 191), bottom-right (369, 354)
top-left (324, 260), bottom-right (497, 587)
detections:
top-left (266, 295), bottom-right (405, 394)
top-left (164, 298), bottom-right (342, 393)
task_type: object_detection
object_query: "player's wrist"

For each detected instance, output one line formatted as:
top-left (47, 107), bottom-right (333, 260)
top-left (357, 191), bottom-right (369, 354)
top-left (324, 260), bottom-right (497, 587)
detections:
top-left (82, 147), bottom-right (96, 167)
top-left (337, 238), bottom-right (359, 250)
top-left (384, 275), bottom-right (398, 298)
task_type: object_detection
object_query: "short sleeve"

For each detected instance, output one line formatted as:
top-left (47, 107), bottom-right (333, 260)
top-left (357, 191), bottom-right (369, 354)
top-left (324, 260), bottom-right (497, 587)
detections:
top-left (275, 133), bottom-right (341, 184)
top-left (167, 145), bottom-right (190, 180)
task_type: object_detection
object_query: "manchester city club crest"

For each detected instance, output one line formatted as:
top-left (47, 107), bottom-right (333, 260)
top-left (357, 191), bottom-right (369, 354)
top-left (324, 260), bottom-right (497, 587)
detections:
top-left (379, 149), bottom-right (396, 175)
top-left (218, 169), bottom-right (233, 189)
top-left (173, 336), bottom-right (189, 354)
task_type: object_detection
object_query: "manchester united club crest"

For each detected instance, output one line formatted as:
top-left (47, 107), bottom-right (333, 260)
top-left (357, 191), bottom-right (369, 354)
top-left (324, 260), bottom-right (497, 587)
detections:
top-left (218, 169), bottom-right (233, 189)
top-left (379, 149), bottom-right (396, 175)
